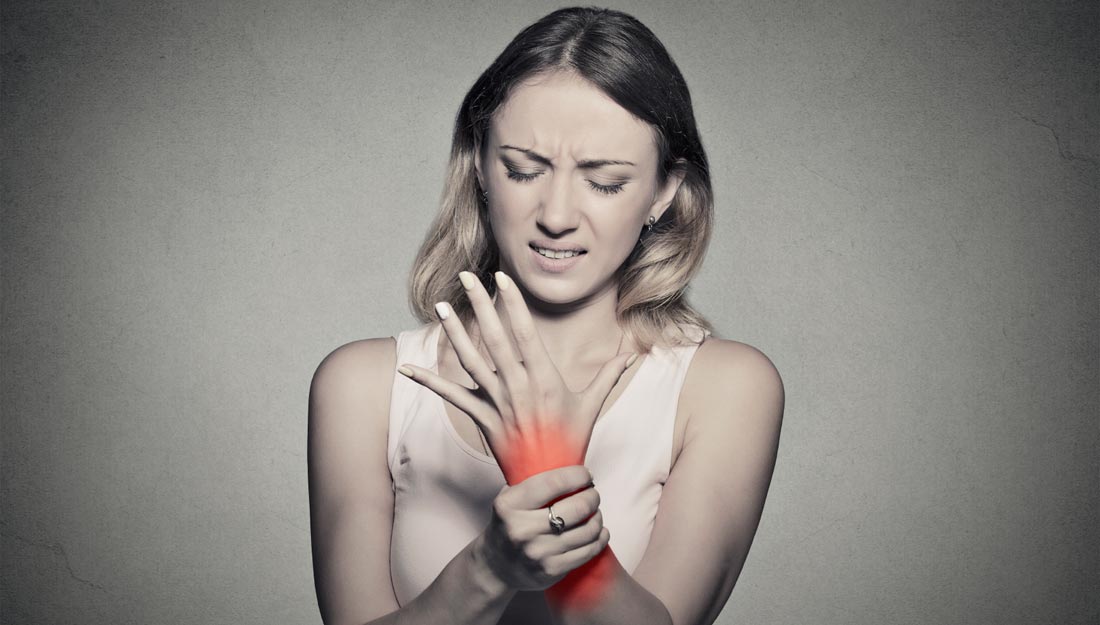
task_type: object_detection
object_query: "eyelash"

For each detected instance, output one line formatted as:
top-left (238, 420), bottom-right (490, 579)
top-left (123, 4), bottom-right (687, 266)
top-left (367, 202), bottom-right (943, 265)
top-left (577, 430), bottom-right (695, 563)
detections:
top-left (504, 168), bottom-right (625, 196)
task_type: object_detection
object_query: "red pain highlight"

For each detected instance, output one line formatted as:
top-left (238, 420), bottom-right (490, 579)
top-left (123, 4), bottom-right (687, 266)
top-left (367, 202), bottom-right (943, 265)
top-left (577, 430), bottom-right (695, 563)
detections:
top-left (497, 423), bottom-right (615, 611)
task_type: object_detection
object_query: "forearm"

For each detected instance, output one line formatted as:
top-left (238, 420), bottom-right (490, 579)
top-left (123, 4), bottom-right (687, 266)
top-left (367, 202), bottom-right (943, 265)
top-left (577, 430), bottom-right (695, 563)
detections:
top-left (366, 535), bottom-right (516, 625)
top-left (547, 548), bottom-right (672, 625)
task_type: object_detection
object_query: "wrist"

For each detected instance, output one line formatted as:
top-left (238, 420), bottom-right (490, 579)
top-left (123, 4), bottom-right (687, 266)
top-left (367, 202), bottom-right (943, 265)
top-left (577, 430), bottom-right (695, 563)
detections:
top-left (466, 533), bottom-right (515, 601)
top-left (546, 545), bottom-right (618, 612)
top-left (499, 424), bottom-right (587, 484)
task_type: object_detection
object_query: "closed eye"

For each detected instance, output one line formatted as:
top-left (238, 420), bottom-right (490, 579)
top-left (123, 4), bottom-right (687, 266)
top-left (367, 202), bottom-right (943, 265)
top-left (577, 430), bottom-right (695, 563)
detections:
top-left (505, 162), bottom-right (625, 195)
top-left (505, 167), bottom-right (540, 183)
top-left (588, 180), bottom-right (625, 195)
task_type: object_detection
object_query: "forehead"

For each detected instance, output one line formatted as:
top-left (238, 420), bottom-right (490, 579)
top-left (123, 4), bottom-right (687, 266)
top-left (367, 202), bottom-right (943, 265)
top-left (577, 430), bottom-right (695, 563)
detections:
top-left (490, 71), bottom-right (657, 161)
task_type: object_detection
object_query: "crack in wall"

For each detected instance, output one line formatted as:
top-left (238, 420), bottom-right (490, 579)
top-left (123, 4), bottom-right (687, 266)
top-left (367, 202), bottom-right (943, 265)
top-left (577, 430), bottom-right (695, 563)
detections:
top-left (1018, 114), bottom-right (1100, 168)
top-left (2, 531), bottom-right (111, 595)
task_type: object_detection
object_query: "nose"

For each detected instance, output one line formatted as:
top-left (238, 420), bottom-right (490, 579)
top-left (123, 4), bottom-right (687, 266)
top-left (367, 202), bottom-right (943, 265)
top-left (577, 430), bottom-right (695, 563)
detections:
top-left (535, 173), bottom-right (580, 234)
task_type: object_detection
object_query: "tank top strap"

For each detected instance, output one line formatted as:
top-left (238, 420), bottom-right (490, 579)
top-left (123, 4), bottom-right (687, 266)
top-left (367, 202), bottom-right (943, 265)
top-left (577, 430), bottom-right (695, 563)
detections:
top-left (387, 323), bottom-right (439, 471)
top-left (646, 329), bottom-right (708, 480)
top-left (585, 325), bottom-right (708, 484)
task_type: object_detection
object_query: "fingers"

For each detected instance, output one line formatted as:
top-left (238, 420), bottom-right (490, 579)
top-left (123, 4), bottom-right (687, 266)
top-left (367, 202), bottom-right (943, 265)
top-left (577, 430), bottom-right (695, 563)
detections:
top-left (555, 508), bottom-right (604, 551)
top-left (523, 508), bottom-right (604, 561)
top-left (542, 527), bottom-right (610, 576)
top-left (503, 465), bottom-right (593, 510)
top-left (397, 364), bottom-right (499, 437)
top-left (459, 271), bottom-right (525, 389)
top-left (435, 301), bottom-right (503, 404)
top-left (580, 351), bottom-right (638, 416)
top-left (493, 271), bottom-right (556, 382)
top-left (545, 485), bottom-right (601, 530)
top-left (485, 480), bottom-right (609, 591)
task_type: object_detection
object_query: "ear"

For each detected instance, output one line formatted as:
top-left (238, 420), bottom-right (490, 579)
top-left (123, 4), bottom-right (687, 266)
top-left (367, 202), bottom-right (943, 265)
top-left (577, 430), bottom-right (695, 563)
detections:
top-left (648, 160), bottom-right (687, 222)
top-left (474, 148), bottom-right (485, 193)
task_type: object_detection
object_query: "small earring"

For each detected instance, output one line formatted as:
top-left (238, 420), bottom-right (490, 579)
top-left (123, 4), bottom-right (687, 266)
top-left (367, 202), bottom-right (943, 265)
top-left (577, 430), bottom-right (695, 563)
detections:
top-left (481, 189), bottom-right (489, 203)
top-left (645, 215), bottom-right (657, 232)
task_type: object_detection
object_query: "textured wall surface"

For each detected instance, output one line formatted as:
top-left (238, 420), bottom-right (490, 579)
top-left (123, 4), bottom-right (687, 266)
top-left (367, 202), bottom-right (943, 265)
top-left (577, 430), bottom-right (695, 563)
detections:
top-left (2, 1), bottom-right (1097, 623)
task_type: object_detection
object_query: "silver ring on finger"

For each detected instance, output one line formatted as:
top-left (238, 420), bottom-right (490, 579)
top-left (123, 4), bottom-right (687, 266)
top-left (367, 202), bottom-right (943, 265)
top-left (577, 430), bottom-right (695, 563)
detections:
top-left (547, 505), bottom-right (566, 535)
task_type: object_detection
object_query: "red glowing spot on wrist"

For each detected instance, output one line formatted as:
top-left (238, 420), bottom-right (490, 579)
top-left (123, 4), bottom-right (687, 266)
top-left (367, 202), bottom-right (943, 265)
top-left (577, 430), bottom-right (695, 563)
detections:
top-left (497, 422), bottom-right (615, 611)
top-left (546, 547), bottom-right (616, 611)
top-left (498, 423), bottom-right (584, 485)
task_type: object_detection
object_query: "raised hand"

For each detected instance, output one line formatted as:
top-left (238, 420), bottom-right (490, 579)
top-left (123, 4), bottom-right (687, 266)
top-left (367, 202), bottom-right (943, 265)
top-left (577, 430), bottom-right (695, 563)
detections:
top-left (398, 270), bottom-right (637, 484)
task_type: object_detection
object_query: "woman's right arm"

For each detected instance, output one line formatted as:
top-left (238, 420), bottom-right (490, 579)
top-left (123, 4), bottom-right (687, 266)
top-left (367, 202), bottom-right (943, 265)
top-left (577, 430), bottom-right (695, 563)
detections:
top-left (308, 338), bottom-right (517, 625)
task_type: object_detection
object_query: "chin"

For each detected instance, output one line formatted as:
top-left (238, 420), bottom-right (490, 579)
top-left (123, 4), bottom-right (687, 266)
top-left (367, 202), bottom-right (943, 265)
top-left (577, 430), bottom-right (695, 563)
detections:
top-left (518, 273), bottom-right (585, 303)
top-left (514, 268), bottom-right (618, 311)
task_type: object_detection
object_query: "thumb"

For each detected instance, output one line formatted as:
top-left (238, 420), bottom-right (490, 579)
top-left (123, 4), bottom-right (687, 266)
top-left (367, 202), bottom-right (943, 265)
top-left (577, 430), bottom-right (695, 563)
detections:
top-left (581, 351), bottom-right (638, 409)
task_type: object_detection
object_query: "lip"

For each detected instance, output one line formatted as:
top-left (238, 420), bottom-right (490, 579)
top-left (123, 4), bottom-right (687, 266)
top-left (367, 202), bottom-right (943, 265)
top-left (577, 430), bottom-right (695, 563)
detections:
top-left (530, 240), bottom-right (587, 253)
top-left (530, 245), bottom-right (586, 273)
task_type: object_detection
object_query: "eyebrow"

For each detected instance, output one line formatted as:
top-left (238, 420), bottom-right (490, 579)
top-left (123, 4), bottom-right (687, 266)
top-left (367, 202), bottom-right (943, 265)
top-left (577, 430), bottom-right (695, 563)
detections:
top-left (499, 145), bottom-right (636, 169)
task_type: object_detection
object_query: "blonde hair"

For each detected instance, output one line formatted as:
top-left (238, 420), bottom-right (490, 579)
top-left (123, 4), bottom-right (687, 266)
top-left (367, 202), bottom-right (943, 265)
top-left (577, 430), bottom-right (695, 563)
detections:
top-left (407, 7), bottom-right (715, 354)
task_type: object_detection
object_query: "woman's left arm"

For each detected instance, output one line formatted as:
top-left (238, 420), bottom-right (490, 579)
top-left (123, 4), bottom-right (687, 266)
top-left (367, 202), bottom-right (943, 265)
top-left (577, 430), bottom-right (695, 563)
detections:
top-left (550, 339), bottom-right (785, 625)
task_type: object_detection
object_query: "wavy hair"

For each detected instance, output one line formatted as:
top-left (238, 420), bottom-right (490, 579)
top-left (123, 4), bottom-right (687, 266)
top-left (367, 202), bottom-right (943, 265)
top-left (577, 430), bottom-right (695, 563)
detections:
top-left (408, 6), bottom-right (715, 353)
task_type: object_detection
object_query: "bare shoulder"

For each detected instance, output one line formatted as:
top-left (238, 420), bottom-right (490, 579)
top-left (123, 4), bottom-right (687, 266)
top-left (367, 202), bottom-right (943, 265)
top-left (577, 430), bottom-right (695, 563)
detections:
top-left (308, 337), bottom-right (399, 441)
top-left (683, 337), bottom-right (785, 431)
top-left (310, 337), bottom-right (398, 402)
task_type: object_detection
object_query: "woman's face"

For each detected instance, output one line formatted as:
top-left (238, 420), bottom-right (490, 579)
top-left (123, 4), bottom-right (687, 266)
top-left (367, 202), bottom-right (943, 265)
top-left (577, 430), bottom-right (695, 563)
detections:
top-left (475, 71), bottom-right (683, 308)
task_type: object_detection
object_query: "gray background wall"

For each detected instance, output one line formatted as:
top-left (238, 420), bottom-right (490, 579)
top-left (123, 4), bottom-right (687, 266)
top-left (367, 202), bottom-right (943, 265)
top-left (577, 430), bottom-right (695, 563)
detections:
top-left (2, 1), bottom-right (1096, 623)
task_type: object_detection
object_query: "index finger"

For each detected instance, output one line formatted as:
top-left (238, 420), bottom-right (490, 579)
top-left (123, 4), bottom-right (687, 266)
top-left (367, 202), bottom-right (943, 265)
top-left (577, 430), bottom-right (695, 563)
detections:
top-left (506, 465), bottom-right (594, 510)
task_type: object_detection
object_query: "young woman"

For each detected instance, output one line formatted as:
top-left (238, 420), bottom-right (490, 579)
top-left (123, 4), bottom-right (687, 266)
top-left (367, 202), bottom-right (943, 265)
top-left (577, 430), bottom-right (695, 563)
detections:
top-left (308, 7), bottom-right (784, 625)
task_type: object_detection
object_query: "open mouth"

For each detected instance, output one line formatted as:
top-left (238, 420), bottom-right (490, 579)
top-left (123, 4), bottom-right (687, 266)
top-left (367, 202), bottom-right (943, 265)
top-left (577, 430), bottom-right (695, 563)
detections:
top-left (529, 245), bottom-right (587, 273)
top-left (529, 244), bottom-right (587, 260)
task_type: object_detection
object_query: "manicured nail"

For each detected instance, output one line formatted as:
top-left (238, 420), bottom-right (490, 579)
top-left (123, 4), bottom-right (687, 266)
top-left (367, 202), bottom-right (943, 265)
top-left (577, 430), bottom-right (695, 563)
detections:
top-left (494, 271), bottom-right (512, 291)
top-left (625, 353), bottom-right (638, 368)
top-left (398, 366), bottom-right (414, 378)
top-left (434, 302), bottom-right (450, 320)
top-left (459, 271), bottom-right (477, 291)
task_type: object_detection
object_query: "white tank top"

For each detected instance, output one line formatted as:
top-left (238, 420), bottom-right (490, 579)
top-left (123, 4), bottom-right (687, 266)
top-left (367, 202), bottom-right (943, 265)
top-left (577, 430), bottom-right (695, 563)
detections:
top-left (387, 322), bottom-right (705, 606)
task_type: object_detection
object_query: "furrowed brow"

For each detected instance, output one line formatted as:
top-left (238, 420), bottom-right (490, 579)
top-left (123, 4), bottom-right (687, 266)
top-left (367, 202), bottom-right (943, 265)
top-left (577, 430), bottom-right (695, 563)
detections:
top-left (500, 145), bottom-right (636, 169)
top-left (500, 145), bottom-right (552, 166)
top-left (576, 158), bottom-right (636, 169)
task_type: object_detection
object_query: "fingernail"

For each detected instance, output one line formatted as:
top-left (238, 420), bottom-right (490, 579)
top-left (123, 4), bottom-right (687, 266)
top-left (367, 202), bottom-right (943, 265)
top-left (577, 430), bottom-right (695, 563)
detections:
top-left (625, 353), bottom-right (638, 368)
top-left (434, 301), bottom-right (450, 320)
top-left (398, 366), bottom-right (414, 378)
top-left (494, 271), bottom-right (512, 291)
top-left (459, 271), bottom-right (477, 291)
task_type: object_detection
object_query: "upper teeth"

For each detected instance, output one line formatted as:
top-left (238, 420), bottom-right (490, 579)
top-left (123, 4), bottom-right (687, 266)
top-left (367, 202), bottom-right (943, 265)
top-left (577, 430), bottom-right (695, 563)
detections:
top-left (536, 247), bottom-right (580, 259)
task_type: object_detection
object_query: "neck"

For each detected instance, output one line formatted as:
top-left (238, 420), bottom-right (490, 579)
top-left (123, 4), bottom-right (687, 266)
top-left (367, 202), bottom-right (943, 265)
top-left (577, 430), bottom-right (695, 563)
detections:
top-left (480, 278), bottom-right (627, 371)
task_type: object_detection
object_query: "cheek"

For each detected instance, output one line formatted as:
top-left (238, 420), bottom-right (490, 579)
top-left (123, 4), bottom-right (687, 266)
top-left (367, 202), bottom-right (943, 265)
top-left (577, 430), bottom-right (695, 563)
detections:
top-left (589, 211), bottom-right (647, 255)
top-left (498, 178), bottom-right (545, 207)
top-left (485, 203), bottom-right (525, 248)
top-left (494, 184), bottom-right (535, 206)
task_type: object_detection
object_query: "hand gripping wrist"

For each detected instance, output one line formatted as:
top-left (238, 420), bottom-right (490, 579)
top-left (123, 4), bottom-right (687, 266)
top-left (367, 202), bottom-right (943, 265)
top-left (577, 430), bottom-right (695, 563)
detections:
top-left (496, 423), bottom-right (615, 612)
